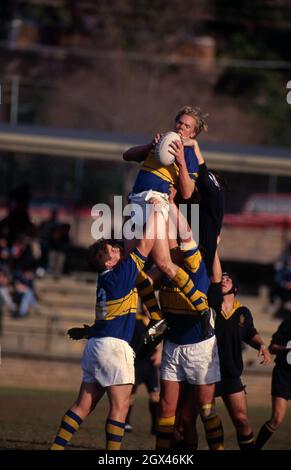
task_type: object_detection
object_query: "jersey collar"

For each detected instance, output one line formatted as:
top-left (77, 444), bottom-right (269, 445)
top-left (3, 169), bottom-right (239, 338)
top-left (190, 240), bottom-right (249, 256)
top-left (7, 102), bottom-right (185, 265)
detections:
top-left (221, 299), bottom-right (243, 320)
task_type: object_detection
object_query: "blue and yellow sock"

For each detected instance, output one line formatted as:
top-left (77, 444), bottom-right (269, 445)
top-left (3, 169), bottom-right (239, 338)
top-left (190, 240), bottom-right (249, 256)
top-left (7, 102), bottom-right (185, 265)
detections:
top-left (136, 271), bottom-right (163, 321)
top-left (200, 405), bottom-right (224, 450)
top-left (105, 418), bottom-right (125, 450)
top-left (156, 415), bottom-right (175, 449)
top-left (172, 267), bottom-right (208, 312)
top-left (50, 409), bottom-right (82, 450)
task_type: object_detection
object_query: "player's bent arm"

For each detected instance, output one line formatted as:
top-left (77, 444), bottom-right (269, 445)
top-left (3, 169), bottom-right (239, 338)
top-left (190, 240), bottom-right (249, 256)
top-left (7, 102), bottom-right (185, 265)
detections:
top-left (269, 343), bottom-right (291, 355)
top-left (123, 133), bottom-right (161, 162)
top-left (248, 333), bottom-right (266, 351)
top-left (193, 140), bottom-right (204, 165)
top-left (123, 144), bottom-right (151, 162)
top-left (170, 140), bottom-right (195, 199)
top-left (186, 138), bottom-right (204, 166)
top-left (248, 334), bottom-right (272, 364)
top-left (178, 163), bottom-right (195, 199)
top-left (182, 138), bottom-right (204, 163)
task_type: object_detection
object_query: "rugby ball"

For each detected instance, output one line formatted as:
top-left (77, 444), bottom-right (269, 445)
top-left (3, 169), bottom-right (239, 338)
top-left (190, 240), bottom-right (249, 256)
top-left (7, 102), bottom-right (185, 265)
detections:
top-left (155, 131), bottom-right (181, 166)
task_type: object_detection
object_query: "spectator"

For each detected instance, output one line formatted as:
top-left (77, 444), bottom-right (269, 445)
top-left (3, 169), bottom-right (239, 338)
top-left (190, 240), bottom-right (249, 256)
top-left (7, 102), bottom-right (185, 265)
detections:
top-left (12, 270), bottom-right (37, 318)
top-left (40, 209), bottom-right (70, 278)
top-left (0, 184), bottom-right (35, 247)
top-left (0, 268), bottom-right (17, 323)
top-left (271, 255), bottom-right (291, 314)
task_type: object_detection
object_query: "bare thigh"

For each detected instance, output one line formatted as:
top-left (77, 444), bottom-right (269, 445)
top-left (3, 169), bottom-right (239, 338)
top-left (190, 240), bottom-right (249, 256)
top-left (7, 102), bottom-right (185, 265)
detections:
top-left (71, 381), bottom-right (105, 419)
top-left (106, 384), bottom-right (133, 422)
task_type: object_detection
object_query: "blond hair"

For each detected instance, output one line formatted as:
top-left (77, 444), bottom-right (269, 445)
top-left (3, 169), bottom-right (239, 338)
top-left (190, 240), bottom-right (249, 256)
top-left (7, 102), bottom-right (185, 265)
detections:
top-left (175, 105), bottom-right (208, 135)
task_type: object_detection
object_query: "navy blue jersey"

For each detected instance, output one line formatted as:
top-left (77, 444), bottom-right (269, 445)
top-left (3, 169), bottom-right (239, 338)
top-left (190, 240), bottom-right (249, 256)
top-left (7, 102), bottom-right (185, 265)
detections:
top-left (91, 249), bottom-right (146, 343)
top-left (215, 301), bottom-right (258, 379)
top-left (197, 163), bottom-right (224, 276)
top-left (159, 243), bottom-right (212, 345)
top-left (271, 317), bottom-right (291, 370)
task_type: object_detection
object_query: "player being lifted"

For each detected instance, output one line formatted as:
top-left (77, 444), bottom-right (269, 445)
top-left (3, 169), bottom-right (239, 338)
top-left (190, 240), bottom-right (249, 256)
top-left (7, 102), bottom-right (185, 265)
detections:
top-left (123, 105), bottom-right (208, 325)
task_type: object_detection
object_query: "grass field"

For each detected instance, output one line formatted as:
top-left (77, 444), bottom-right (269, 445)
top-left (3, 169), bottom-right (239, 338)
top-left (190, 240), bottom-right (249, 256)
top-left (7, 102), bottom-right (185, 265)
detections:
top-left (0, 386), bottom-right (290, 450)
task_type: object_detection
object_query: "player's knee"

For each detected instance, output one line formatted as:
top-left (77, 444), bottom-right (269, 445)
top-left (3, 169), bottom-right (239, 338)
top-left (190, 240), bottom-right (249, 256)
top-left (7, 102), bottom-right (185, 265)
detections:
top-left (180, 410), bottom-right (194, 429)
top-left (199, 403), bottom-right (216, 421)
top-left (270, 414), bottom-right (284, 429)
top-left (233, 411), bottom-right (249, 428)
top-left (111, 397), bottom-right (131, 414)
top-left (159, 397), bottom-right (176, 417)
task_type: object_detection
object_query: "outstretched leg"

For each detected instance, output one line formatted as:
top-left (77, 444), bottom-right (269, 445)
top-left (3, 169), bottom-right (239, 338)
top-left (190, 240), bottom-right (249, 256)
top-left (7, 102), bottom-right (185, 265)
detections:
top-left (50, 382), bottom-right (104, 450)
top-left (255, 396), bottom-right (288, 449)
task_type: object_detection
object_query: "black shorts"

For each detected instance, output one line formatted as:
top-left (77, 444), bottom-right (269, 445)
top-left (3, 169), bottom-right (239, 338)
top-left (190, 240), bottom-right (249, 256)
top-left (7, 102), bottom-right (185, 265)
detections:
top-left (215, 377), bottom-right (245, 397)
top-left (133, 357), bottom-right (160, 394)
top-left (271, 366), bottom-right (291, 400)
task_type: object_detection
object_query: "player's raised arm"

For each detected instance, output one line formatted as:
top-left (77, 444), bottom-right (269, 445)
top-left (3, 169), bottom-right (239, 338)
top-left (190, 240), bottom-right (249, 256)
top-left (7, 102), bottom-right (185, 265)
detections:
top-left (182, 137), bottom-right (204, 165)
top-left (123, 134), bottom-right (161, 162)
top-left (211, 248), bottom-right (222, 284)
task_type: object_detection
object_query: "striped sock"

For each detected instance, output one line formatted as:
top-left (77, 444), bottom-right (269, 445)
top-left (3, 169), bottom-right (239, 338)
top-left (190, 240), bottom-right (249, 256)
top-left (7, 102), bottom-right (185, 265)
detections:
top-left (136, 271), bottom-right (162, 321)
top-left (105, 419), bottom-right (125, 450)
top-left (50, 409), bottom-right (82, 450)
top-left (172, 267), bottom-right (208, 312)
top-left (201, 411), bottom-right (224, 450)
top-left (237, 431), bottom-right (255, 450)
top-left (255, 421), bottom-right (275, 449)
top-left (180, 242), bottom-right (202, 273)
top-left (156, 415), bottom-right (175, 449)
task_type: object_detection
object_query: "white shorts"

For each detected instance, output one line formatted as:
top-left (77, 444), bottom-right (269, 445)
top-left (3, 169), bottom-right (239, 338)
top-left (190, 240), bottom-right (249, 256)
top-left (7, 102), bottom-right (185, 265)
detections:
top-left (81, 337), bottom-right (135, 387)
top-left (128, 190), bottom-right (169, 227)
top-left (160, 335), bottom-right (221, 385)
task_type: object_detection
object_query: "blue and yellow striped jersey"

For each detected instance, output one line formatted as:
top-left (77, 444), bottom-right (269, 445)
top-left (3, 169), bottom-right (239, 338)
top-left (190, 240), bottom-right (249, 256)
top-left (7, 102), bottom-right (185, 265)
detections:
top-left (160, 245), bottom-right (212, 344)
top-left (91, 248), bottom-right (146, 343)
top-left (132, 147), bottom-right (199, 195)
